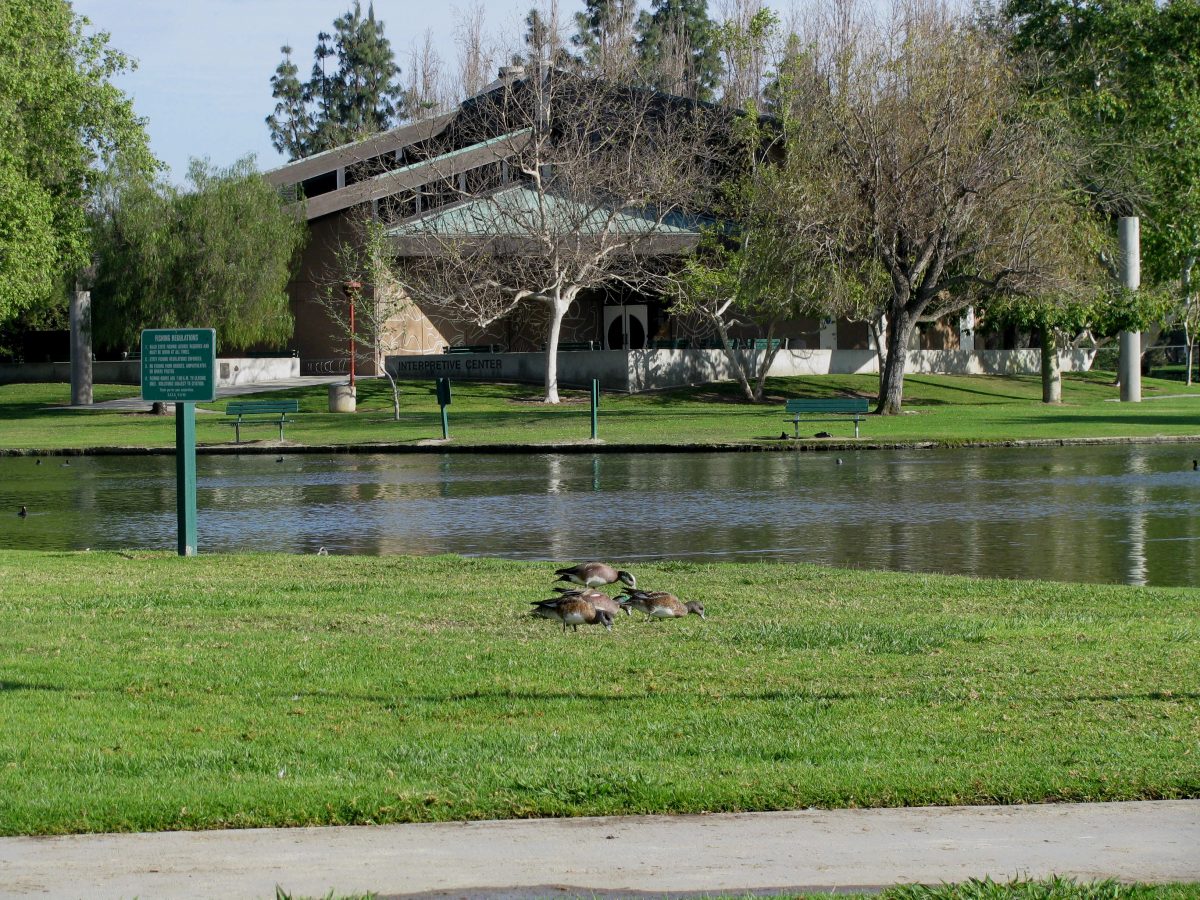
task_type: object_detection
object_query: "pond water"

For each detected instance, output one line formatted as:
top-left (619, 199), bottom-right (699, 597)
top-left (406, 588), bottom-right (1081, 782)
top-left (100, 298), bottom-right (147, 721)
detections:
top-left (2, 444), bottom-right (1199, 586)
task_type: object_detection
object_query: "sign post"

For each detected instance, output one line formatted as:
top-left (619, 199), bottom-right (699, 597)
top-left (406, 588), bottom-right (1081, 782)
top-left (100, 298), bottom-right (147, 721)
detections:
top-left (590, 379), bottom-right (599, 440)
top-left (141, 328), bottom-right (216, 556)
top-left (436, 377), bottom-right (452, 439)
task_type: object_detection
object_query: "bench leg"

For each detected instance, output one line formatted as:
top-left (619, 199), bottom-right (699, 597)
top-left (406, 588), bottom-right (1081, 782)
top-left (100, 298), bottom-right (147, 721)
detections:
top-left (854, 417), bottom-right (860, 439)
top-left (235, 420), bottom-right (241, 444)
top-left (793, 417), bottom-right (799, 439)
top-left (278, 417), bottom-right (284, 442)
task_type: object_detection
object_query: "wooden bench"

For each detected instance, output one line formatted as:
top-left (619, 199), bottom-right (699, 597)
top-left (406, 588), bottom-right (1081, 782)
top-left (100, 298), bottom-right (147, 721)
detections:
top-left (224, 400), bottom-right (300, 443)
top-left (785, 398), bottom-right (870, 439)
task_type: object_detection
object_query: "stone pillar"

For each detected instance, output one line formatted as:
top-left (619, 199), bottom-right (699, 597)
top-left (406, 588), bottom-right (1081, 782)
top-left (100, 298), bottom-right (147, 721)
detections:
top-left (819, 317), bottom-right (838, 350)
top-left (958, 306), bottom-right (976, 352)
top-left (1118, 216), bottom-right (1141, 403)
top-left (70, 274), bottom-right (93, 406)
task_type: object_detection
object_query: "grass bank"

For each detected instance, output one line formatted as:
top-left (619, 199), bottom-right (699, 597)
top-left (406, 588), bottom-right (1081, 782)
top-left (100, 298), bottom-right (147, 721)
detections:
top-left (2, 371), bottom-right (1200, 451)
top-left (1, 551), bottom-right (1196, 836)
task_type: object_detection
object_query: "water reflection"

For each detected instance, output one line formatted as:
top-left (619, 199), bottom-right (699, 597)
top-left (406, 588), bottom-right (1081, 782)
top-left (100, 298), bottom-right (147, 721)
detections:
top-left (2, 445), bottom-right (1199, 586)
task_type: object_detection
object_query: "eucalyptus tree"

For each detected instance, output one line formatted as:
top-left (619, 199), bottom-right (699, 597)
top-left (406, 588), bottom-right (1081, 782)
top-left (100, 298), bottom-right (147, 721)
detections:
top-left (999, 0), bottom-right (1200, 371)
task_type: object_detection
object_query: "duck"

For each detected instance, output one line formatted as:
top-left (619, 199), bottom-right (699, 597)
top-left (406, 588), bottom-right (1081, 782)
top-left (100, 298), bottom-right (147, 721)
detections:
top-left (552, 586), bottom-right (631, 617)
top-left (553, 562), bottom-right (636, 590)
top-left (619, 589), bottom-right (705, 620)
top-left (530, 595), bottom-right (615, 632)
top-left (18, 505), bottom-right (28, 518)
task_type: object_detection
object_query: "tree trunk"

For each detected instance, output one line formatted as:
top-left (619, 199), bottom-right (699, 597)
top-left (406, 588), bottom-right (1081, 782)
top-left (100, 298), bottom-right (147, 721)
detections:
top-left (1040, 326), bottom-right (1061, 404)
top-left (714, 317), bottom-right (757, 402)
top-left (382, 366), bottom-right (401, 420)
top-left (543, 295), bottom-right (571, 404)
top-left (877, 313), bottom-right (912, 415)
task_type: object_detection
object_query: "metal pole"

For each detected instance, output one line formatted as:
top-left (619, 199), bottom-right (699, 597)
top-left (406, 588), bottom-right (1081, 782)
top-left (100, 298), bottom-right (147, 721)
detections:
top-left (175, 402), bottom-right (197, 556)
top-left (349, 288), bottom-right (356, 389)
top-left (441, 404), bottom-right (449, 440)
top-left (590, 379), bottom-right (599, 440)
top-left (1118, 216), bottom-right (1141, 403)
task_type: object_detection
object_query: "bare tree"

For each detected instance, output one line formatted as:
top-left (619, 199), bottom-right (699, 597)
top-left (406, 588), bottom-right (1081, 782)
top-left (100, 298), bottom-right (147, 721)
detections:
top-left (454, 2), bottom-right (496, 99)
top-left (315, 211), bottom-right (414, 420)
top-left (772, 0), bottom-right (1096, 414)
top-left (384, 71), bottom-right (724, 403)
top-left (406, 30), bottom-right (451, 121)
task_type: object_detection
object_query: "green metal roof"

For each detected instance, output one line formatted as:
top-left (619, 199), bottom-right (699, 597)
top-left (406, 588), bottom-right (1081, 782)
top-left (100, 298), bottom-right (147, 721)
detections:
top-left (387, 185), bottom-right (710, 239)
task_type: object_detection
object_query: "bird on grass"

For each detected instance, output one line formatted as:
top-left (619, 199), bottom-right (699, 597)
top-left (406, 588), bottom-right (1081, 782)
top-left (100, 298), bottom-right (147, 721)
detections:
top-left (619, 589), bottom-right (705, 620)
top-left (530, 595), bottom-right (615, 632)
top-left (553, 562), bottom-right (636, 590)
top-left (18, 505), bottom-right (28, 518)
top-left (553, 586), bottom-right (631, 617)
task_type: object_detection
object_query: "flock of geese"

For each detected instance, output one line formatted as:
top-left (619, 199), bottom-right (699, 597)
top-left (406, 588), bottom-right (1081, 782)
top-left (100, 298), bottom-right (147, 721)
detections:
top-left (531, 562), bottom-right (706, 633)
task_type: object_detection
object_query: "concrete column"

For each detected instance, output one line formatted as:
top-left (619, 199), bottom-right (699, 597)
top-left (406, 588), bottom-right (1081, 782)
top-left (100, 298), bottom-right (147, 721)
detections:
top-left (819, 317), bottom-right (838, 350)
top-left (1119, 216), bottom-right (1141, 403)
top-left (69, 282), bottom-right (92, 406)
top-left (958, 306), bottom-right (976, 352)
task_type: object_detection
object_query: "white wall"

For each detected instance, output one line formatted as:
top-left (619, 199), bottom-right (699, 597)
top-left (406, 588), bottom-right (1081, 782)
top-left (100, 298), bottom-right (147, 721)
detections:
top-left (386, 347), bottom-right (1095, 393)
top-left (0, 357), bottom-right (300, 387)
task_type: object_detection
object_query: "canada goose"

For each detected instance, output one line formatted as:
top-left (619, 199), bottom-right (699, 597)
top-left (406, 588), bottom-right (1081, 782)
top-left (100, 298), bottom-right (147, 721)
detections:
top-left (18, 505), bottom-right (28, 518)
top-left (553, 562), bottom-right (636, 589)
top-left (530, 595), bottom-right (614, 632)
top-left (553, 586), bottom-right (631, 616)
top-left (619, 589), bottom-right (705, 620)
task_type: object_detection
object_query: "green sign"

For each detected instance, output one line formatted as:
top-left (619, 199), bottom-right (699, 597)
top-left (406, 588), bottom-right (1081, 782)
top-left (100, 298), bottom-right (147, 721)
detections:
top-left (141, 328), bottom-right (216, 403)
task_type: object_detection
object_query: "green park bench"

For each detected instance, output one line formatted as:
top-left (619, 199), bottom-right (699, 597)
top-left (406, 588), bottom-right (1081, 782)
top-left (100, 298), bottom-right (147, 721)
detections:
top-left (224, 400), bottom-right (300, 444)
top-left (444, 344), bottom-right (503, 354)
top-left (548, 340), bottom-right (599, 351)
top-left (784, 398), bottom-right (870, 439)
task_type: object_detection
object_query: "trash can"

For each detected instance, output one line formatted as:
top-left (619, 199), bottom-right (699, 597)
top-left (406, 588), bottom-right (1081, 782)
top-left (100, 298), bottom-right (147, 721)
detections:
top-left (328, 382), bottom-right (356, 413)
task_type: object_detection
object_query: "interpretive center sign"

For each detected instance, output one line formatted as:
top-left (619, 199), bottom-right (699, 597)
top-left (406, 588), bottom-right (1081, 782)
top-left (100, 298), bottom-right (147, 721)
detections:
top-left (141, 328), bottom-right (217, 403)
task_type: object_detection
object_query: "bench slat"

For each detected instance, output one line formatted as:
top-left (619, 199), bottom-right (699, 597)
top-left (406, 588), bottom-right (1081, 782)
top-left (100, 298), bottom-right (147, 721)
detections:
top-left (785, 399), bottom-right (869, 413)
top-left (225, 400), bottom-right (300, 415)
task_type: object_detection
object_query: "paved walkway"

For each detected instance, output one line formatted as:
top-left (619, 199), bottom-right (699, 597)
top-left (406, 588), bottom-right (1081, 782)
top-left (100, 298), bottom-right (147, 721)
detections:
top-left (60, 376), bottom-right (349, 412)
top-left (1, 801), bottom-right (1196, 899)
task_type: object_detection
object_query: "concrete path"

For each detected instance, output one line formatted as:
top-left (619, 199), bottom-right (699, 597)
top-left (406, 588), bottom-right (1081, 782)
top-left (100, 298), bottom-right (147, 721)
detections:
top-left (1, 801), bottom-right (1196, 899)
top-left (59, 375), bottom-right (349, 412)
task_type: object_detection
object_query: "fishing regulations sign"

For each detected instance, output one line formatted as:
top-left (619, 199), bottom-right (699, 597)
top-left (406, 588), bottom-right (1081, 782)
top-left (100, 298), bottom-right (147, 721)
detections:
top-left (141, 328), bottom-right (217, 403)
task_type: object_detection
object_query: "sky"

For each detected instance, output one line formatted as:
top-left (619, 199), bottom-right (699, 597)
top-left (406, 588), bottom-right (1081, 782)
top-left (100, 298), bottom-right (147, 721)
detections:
top-left (72, 1), bottom-right (577, 182)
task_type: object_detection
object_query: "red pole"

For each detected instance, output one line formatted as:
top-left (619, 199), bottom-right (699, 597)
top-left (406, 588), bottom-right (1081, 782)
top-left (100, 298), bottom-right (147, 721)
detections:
top-left (345, 280), bottom-right (361, 389)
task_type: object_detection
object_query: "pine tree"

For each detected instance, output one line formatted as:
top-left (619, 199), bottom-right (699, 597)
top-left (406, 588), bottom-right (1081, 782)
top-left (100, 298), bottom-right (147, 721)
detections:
top-left (331, 2), bottom-right (405, 141)
top-left (636, 0), bottom-right (723, 101)
top-left (571, 0), bottom-right (638, 78)
top-left (266, 46), bottom-right (312, 161)
top-left (265, 2), bottom-right (405, 159)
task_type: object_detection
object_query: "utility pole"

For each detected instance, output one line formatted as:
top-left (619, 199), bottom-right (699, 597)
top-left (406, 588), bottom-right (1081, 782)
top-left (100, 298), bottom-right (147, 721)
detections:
top-left (1118, 216), bottom-right (1141, 403)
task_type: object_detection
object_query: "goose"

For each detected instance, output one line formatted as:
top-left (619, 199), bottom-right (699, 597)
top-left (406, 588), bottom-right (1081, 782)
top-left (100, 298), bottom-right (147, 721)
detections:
top-left (553, 562), bottom-right (636, 589)
top-left (619, 589), bottom-right (705, 620)
top-left (530, 595), bottom-right (614, 632)
top-left (553, 586), bottom-right (631, 617)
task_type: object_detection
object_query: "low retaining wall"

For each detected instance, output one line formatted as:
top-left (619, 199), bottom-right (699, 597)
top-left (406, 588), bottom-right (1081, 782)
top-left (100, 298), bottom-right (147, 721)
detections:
top-left (387, 348), bottom-right (1094, 392)
top-left (0, 357), bottom-right (300, 387)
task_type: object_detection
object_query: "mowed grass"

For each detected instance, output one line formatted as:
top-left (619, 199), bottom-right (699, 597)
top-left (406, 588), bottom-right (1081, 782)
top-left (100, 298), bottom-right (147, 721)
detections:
top-left (1, 551), bottom-right (1196, 836)
top-left (2, 371), bottom-right (1200, 451)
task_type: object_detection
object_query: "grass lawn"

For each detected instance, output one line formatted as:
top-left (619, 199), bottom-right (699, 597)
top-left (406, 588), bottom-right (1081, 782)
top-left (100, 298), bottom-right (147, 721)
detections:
top-left (1, 551), bottom-right (1196, 836)
top-left (2, 371), bottom-right (1200, 451)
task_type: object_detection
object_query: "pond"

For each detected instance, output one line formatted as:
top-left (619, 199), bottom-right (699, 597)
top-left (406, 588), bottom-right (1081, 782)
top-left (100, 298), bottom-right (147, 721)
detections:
top-left (2, 444), bottom-right (1199, 587)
